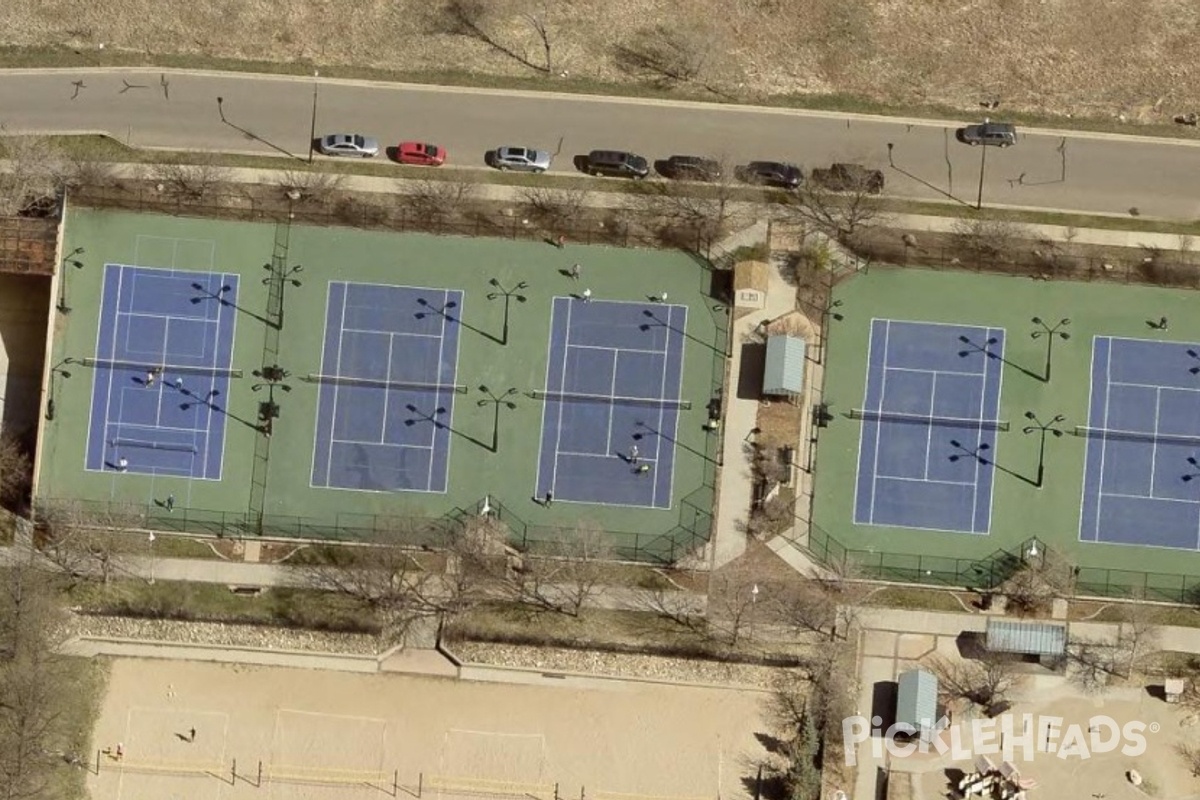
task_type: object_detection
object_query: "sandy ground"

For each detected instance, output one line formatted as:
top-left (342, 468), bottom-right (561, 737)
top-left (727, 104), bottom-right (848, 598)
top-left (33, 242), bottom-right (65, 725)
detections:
top-left (87, 657), bottom-right (771, 800)
top-left (2, 1), bottom-right (1200, 122)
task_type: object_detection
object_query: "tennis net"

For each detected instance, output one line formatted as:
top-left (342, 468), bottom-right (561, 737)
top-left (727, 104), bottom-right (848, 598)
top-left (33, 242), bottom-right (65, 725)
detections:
top-left (530, 390), bottom-right (691, 410)
top-left (80, 358), bottom-right (242, 378)
top-left (109, 438), bottom-right (198, 453)
top-left (303, 374), bottom-right (468, 394)
top-left (848, 409), bottom-right (1010, 431)
top-left (1073, 425), bottom-right (1200, 447)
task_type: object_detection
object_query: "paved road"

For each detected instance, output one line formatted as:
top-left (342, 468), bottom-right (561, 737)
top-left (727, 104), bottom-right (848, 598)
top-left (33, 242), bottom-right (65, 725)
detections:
top-left (2, 68), bottom-right (1199, 219)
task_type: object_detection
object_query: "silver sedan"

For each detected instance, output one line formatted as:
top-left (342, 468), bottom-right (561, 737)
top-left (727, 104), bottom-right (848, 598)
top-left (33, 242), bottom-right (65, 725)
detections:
top-left (490, 146), bottom-right (553, 173)
top-left (317, 134), bottom-right (380, 158)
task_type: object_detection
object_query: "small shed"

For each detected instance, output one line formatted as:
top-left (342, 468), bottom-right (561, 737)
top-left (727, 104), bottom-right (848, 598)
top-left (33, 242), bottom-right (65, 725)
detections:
top-left (1166, 678), bottom-right (1186, 703)
top-left (986, 619), bottom-right (1066, 665)
top-left (762, 335), bottom-right (806, 398)
top-left (733, 260), bottom-right (769, 310)
top-left (895, 669), bottom-right (939, 741)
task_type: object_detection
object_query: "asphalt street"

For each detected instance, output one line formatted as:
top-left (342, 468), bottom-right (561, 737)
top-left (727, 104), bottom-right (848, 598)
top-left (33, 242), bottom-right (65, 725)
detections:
top-left (2, 68), bottom-right (1199, 219)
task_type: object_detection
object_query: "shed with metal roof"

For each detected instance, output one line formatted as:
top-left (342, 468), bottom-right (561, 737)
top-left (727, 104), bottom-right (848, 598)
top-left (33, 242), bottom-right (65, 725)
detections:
top-left (762, 335), bottom-right (805, 398)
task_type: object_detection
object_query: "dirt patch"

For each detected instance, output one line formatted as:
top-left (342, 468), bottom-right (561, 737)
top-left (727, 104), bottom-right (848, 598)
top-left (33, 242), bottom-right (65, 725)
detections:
top-left (3, 1), bottom-right (1200, 125)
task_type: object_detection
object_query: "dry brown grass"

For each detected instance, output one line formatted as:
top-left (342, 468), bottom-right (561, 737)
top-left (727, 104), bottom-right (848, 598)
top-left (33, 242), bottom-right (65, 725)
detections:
top-left (3, 0), bottom-right (1200, 122)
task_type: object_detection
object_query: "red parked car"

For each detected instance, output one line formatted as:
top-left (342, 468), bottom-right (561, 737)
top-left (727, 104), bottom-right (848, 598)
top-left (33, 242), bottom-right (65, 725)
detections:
top-left (395, 142), bottom-right (447, 166)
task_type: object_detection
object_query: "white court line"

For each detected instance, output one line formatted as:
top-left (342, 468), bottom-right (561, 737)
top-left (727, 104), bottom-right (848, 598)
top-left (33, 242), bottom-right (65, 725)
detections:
top-left (663, 303), bottom-right (687, 509)
top-left (602, 349), bottom-right (619, 460)
top-left (1149, 387), bottom-right (1164, 499)
top-left (548, 299), bottom-right (575, 494)
top-left (569, 342), bottom-right (670, 357)
top-left (324, 284), bottom-right (351, 485)
top-left (921, 373), bottom-right (938, 480)
top-left (309, 283), bottom-right (340, 488)
top-left (1078, 336), bottom-right (1104, 542)
top-left (342, 326), bottom-right (444, 340)
top-left (851, 320), bottom-right (880, 525)
top-left (874, 474), bottom-right (976, 487)
top-left (439, 289), bottom-right (466, 496)
top-left (380, 332), bottom-right (397, 445)
top-left (971, 327), bottom-right (998, 533)
top-left (650, 306), bottom-right (672, 508)
top-left (1110, 378), bottom-right (1200, 393)
top-left (867, 320), bottom-right (893, 524)
top-left (203, 270), bottom-right (238, 482)
top-left (1100, 490), bottom-right (1200, 504)
top-left (103, 268), bottom-right (133, 469)
top-left (532, 299), bottom-right (562, 498)
top-left (427, 289), bottom-right (451, 491)
top-left (886, 364), bottom-right (984, 378)
top-left (330, 437), bottom-right (434, 452)
top-left (1096, 338), bottom-right (1116, 541)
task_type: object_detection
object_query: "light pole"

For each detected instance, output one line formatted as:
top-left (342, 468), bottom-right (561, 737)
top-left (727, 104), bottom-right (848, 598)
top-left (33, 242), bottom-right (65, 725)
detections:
top-left (975, 140), bottom-right (988, 210)
top-left (46, 358), bottom-right (74, 421)
top-left (477, 386), bottom-right (518, 453)
top-left (1030, 317), bottom-right (1070, 382)
top-left (1021, 411), bottom-right (1065, 488)
top-left (57, 247), bottom-right (85, 314)
top-left (817, 299), bottom-right (844, 364)
top-left (263, 262), bottom-right (303, 331)
top-left (308, 69), bottom-right (320, 164)
top-left (486, 279), bottom-right (528, 346)
top-left (252, 365), bottom-right (292, 433)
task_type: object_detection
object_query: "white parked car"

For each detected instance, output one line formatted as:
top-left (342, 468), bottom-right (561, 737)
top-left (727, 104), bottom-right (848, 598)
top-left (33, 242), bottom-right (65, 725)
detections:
top-left (489, 146), bottom-right (553, 173)
top-left (317, 134), bottom-right (380, 158)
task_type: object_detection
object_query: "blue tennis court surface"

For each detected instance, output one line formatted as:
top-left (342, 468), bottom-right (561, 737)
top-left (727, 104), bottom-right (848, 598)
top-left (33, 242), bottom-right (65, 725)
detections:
top-left (1080, 336), bottom-right (1200, 550)
top-left (854, 319), bottom-right (1005, 533)
top-left (535, 297), bottom-right (687, 508)
top-left (311, 282), bottom-right (463, 493)
top-left (85, 264), bottom-right (239, 479)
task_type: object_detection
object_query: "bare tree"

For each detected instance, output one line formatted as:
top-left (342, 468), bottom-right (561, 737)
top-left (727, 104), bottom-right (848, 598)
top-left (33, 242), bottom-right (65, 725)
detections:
top-left (145, 157), bottom-right (230, 201)
top-left (779, 169), bottom-right (884, 247)
top-left (403, 178), bottom-right (477, 224)
top-left (0, 134), bottom-right (71, 216)
top-left (631, 583), bottom-right (705, 630)
top-left (1177, 742), bottom-right (1200, 778)
top-left (1113, 603), bottom-right (1159, 678)
top-left (519, 186), bottom-right (590, 230)
top-left (705, 562), bottom-right (768, 647)
top-left (1066, 637), bottom-right (1119, 694)
top-left (0, 435), bottom-right (32, 512)
top-left (36, 500), bottom-right (141, 585)
top-left (503, 522), bottom-right (613, 616)
top-left (274, 168), bottom-right (346, 202)
top-left (767, 572), bottom-right (864, 642)
top-left (613, 23), bottom-right (736, 96)
top-left (625, 170), bottom-right (744, 252)
top-left (0, 562), bottom-right (73, 800)
top-left (950, 215), bottom-right (1031, 267)
top-left (926, 653), bottom-right (1020, 710)
top-left (442, 0), bottom-right (556, 74)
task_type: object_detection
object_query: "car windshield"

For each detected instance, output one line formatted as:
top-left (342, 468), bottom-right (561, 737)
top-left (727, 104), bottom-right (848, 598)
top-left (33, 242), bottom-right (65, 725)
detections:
top-left (352, 135), bottom-right (365, 147)
top-left (509, 148), bottom-right (527, 159)
top-left (425, 145), bottom-right (438, 155)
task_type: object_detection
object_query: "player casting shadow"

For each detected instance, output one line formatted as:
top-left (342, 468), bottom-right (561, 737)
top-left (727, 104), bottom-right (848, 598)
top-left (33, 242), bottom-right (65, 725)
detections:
top-left (403, 404), bottom-right (491, 452)
top-left (178, 387), bottom-right (263, 433)
top-left (633, 420), bottom-right (719, 466)
top-left (1185, 349), bottom-right (1200, 375)
top-left (640, 309), bottom-right (726, 357)
top-left (948, 439), bottom-right (1038, 487)
top-left (190, 282), bottom-right (273, 329)
top-left (414, 297), bottom-right (503, 346)
top-left (343, 443), bottom-right (391, 492)
top-left (957, 335), bottom-right (1043, 382)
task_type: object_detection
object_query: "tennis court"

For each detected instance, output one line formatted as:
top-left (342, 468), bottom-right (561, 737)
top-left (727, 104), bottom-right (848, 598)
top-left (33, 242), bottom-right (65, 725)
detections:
top-left (1080, 336), bottom-right (1200, 550)
top-left (534, 297), bottom-right (687, 508)
top-left (84, 262), bottom-right (239, 481)
top-left (310, 282), bottom-right (464, 493)
top-left (853, 318), bottom-right (1006, 534)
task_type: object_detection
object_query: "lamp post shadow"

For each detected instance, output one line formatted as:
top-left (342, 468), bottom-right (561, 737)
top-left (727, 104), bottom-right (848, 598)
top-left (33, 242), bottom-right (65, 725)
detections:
top-left (416, 297), bottom-right (502, 346)
top-left (404, 403), bottom-right (491, 452)
top-left (948, 438), bottom-right (1038, 488)
top-left (191, 282), bottom-right (274, 329)
top-left (957, 335), bottom-right (1043, 382)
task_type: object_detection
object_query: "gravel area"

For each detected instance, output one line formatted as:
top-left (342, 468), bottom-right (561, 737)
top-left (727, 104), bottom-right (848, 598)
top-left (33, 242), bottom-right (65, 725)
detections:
top-left (64, 612), bottom-right (381, 655)
top-left (451, 641), bottom-right (783, 689)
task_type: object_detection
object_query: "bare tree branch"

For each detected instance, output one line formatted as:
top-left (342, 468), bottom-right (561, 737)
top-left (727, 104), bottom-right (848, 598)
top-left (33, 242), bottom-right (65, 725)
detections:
top-left (0, 134), bottom-right (71, 216)
top-left (925, 653), bottom-right (1020, 711)
top-left (144, 157), bottom-right (230, 201)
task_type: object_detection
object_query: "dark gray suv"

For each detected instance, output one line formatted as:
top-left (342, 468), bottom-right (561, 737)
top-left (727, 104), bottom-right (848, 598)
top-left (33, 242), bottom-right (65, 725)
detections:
top-left (585, 150), bottom-right (650, 179)
top-left (956, 121), bottom-right (1018, 147)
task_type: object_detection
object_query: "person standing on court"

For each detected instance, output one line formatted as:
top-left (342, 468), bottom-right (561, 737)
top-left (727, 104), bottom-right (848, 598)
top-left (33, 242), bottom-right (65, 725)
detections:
top-left (571, 264), bottom-right (582, 281)
top-left (581, 289), bottom-right (592, 303)
top-left (145, 370), bottom-right (156, 387)
top-left (629, 444), bottom-right (639, 464)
